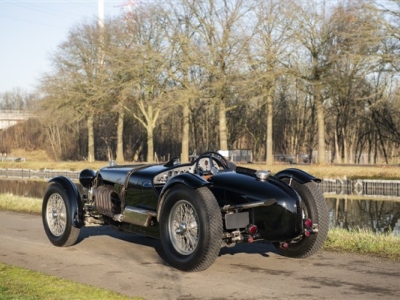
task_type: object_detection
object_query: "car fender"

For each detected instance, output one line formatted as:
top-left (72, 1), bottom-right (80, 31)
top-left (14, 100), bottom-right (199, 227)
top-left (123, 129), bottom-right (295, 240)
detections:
top-left (274, 168), bottom-right (321, 184)
top-left (156, 173), bottom-right (211, 221)
top-left (48, 176), bottom-right (83, 228)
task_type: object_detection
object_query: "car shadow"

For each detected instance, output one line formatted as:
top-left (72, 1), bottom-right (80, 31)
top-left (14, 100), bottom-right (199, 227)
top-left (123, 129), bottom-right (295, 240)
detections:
top-left (77, 226), bottom-right (278, 261)
top-left (219, 241), bottom-right (278, 258)
top-left (78, 225), bottom-right (161, 247)
top-left (77, 225), bottom-right (168, 261)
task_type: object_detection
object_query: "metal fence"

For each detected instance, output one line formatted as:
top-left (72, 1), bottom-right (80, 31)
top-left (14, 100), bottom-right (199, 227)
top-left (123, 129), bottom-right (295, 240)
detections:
top-left (320, 178), bottom-right (400, 198)
top-left (0, 157), bottom-right (26, 162)
top-left (0, 168), bottom-right (79, 181)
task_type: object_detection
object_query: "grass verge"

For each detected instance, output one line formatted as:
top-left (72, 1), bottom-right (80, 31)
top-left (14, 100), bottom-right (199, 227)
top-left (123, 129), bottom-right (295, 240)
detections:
top-left (0, 262), bottom-right (142, 300)
top-left (323, 227), bottom-right (400, 261)
top-left (0, 194), bottom-right (42, 213)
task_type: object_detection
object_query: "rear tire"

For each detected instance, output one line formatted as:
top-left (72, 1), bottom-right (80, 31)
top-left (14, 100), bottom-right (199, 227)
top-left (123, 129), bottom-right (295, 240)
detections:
top-left (42, 183), bottom-right (80, 247)
top-left (274, 180), bottom-right (329, 258)
top-left (159, 185), bottom-right (222, 271)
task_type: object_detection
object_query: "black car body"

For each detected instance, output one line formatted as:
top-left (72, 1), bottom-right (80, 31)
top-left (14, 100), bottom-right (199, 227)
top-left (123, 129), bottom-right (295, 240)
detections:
top-left (42, 151), bottom-right (329, 271)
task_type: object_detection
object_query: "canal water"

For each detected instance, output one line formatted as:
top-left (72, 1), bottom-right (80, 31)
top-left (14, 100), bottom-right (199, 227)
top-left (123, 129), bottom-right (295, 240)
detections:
top-left (1, 179), bottom-right (399, 236)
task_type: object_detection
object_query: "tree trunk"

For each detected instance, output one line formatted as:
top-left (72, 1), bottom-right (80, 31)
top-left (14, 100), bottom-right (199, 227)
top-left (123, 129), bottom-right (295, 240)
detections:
top-left (334, 127), bottom-right (341, 163)
top-left (116, 108), bottom-right (124, 163)
top-left (87, 112), bottom-right (95, 162)
top-left (147, 124), bottom-right (154, 163)
top-left (314, 86), bottom-right (325, 164)
top-left (219, 100), bottom-right (228, 151)
top-left (135, 101), bottom-right (159, 163)
top-left (181, 100), bottom-right (190, 163)
top-left (266, 90), bottom-right (274, 165)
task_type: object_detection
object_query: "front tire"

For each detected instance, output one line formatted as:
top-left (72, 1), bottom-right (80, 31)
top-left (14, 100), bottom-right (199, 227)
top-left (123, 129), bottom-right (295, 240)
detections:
top-left (42, 183), bottom-right (80, 247)
top-left (274, 180), bottom-right (329, 258)
top-left (159, 185), bottom-right (222, 271)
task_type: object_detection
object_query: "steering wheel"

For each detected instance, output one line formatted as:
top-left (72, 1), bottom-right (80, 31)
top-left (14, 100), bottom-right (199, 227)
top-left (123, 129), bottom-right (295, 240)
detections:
top-left (194, 151), bottom-right (231, 176)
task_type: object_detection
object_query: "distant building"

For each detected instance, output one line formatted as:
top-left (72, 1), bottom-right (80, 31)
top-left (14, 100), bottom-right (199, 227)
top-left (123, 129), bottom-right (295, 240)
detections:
top-left (0, 110), bottom-right (32, 130)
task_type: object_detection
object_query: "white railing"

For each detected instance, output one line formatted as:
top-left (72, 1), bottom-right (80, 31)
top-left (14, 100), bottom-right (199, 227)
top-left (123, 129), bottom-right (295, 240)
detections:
top-left (0, 168), bottom-right (79, 181)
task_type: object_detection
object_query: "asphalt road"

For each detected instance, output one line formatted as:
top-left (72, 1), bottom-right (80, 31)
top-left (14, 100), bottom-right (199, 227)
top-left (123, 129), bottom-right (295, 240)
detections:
top-left (0, 210), bottom-right (399, 300)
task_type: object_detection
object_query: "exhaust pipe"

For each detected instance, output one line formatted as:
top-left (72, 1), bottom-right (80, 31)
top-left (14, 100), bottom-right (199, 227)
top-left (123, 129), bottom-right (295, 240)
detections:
top-left (114, 206), bottom-right (157, 227)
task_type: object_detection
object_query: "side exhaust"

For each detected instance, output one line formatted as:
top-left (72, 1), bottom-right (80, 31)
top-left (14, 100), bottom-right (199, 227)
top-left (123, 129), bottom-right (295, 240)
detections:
top-left (114, 206), bottom-right (157, 227)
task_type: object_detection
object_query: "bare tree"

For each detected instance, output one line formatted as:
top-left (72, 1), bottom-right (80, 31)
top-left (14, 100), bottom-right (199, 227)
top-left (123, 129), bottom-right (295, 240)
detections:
top-left (40, 20), bottom-right (111, 162)
top-left (19, 0), bottom-right (400, 165)
top-left (0, 88), bottom-right (34, 110)
top-left (288, 1), bottom-right (340, 164)
top-left (325, 1), bottom-right (386, 163)
top-left (248, 0), bottom-right (296, 164)
top-left (162, 2), bottom-right (201, 162)
top-left (114, 6), bottom-right (169, 163)
top-left (180, 0), bottom-right (254, 151)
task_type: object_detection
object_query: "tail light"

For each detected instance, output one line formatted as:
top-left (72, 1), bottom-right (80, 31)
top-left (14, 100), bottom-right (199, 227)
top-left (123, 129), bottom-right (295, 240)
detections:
top-left (280, 242), bottom-right (289, 249)
top-left (246, 224), bottom-right (258, 235)
top-left (304, 218), bottom-right (313, 228)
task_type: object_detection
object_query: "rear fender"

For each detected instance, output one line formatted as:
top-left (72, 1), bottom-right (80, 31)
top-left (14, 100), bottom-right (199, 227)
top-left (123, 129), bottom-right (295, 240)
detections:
top-left (48, 176), bottom-right (83, 228)
top-left (156, 173), bottom-right (211, 221)
top-left (274, 168), bottom-right (321, 185)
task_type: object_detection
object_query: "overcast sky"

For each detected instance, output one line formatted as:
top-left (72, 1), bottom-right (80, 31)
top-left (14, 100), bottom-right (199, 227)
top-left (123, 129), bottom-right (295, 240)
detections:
top-left (0, 0), bottom-right (125, 94)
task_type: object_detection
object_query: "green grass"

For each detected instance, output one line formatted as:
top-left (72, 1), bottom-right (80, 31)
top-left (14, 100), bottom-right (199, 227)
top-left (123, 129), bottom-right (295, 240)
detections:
top-left (0, 262), bottom-right (142, 300)
top-left (323, 227), bottom-right (400, 261)
top-left (0, 194), bottom-right (42, 213)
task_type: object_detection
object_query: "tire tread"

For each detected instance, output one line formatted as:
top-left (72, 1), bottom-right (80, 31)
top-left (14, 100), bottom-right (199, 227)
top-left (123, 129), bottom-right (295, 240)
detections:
top-left (275, 180), bottom-right (329, 258)
top-left (190, 187), bottom-right (222, 271)
top-left (159, 184), bottom-right (223, 272)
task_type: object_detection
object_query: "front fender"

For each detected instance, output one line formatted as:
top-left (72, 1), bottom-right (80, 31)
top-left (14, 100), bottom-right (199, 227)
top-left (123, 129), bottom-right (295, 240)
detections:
top-left (48, 176), bottom-right (83, 228)
top-left (274, 168), bottom-right (321, 184)
top-left (156, 173), bottom-right (210, 221)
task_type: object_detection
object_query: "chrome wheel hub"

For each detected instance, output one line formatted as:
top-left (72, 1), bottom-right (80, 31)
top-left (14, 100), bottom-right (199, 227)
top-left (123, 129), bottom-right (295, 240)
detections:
top-left (175, 222), bottom-right (188, 235)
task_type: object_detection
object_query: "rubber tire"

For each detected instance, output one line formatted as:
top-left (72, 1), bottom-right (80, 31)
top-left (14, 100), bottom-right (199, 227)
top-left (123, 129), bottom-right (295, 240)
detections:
top-left (274, 180), bottom-right (329, 258)
top-left (159, 185), bottom-right (222, 272)
top-left (42, 183), bottom-right (81, 247)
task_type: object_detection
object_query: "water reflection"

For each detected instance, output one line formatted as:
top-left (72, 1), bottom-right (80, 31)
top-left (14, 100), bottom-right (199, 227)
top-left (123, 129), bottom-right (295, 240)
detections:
top-left (326, 197), bottom-right (400, 236)
top-left (0, 179), bottom-right (48, 198)
top-left (1, 179), bottom-right (399, 236)
top-left (0, 179), bottom-right (83, 198)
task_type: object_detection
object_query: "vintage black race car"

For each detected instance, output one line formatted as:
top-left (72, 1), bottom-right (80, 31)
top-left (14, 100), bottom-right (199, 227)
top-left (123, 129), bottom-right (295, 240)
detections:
top-left (42, 151), bottom-right (329, 272)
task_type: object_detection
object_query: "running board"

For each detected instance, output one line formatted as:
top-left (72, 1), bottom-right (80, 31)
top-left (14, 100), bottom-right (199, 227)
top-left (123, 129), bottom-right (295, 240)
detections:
top-left (113, 206), bottom-right (157, 227)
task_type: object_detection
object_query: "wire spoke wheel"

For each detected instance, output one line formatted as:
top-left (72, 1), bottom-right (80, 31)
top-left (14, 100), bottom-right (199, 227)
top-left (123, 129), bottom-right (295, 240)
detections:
top-left (42, 183), bottom-right (81, 247)
top-left (46, 193), bottom-right (67, 237)
top-left (159, 185), bottom-right (222, 272)
top-left (169, 200), bottom-right (199, 255)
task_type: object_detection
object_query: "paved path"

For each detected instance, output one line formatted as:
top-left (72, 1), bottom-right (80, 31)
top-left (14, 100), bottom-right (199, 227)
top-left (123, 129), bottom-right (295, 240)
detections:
top-left (0, 210), bottom-right (399, 300)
